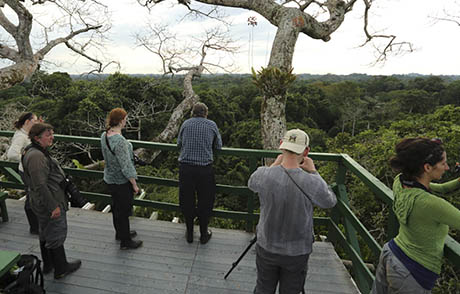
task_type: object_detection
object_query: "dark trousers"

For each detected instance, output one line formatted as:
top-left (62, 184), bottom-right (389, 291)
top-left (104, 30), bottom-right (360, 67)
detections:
top-left (19, 171), bottom-right (39, 232)
top-left (179, 163), bottom-right (215, 236)
top-left (107, 182), bottom-right (134, 242)
top-left (254, 244), bottom-right (309, 294)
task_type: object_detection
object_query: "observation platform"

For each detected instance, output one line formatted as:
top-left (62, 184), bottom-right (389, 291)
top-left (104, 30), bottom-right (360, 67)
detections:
top-left (0, 199), bottom-right (359, 294)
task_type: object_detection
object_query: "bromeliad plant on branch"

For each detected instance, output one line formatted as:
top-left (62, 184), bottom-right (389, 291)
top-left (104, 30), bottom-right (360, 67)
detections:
top-left (252, 66), bottom-right (296, 151)
top-left (251, 66), bottom-right (296, 98)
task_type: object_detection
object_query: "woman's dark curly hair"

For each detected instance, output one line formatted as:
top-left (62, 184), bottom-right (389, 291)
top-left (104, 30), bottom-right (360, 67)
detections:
top-left (389, 138), bottom-right (445, 180)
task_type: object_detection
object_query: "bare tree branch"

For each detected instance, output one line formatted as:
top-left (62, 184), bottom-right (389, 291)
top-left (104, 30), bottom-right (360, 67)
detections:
top-left (430, 2), bottom-right (460, 27)
top-left (137, 0), bottom-right (413, 151)
top-left (360, 0), bottom-right (414, 64)
top-left (134, 21), bottom-right (238, 160)
top-left (0, 0), bottom-right (112, 90)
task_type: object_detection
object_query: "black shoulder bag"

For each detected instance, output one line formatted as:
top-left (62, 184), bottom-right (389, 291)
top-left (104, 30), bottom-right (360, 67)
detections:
top-left (2, 254), bottom-right (45, 294)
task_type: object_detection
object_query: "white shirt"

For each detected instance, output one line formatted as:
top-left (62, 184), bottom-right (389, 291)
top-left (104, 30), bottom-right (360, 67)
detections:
top-left (7, 128), bottom-right (30, 172)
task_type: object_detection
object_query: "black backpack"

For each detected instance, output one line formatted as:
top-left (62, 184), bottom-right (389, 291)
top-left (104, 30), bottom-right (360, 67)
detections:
top-left (2, 255), bottom-right (45, 294)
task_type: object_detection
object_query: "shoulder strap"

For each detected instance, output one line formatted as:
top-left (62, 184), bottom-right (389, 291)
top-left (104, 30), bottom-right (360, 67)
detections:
top-left (105, 133), bottom-right (115, 155)
top-left (21, 144), bottom-right (59, 182)
top-left (400, 174), bottom-right (430, 193)
top-left (281, 166), bottom-right (313, 203)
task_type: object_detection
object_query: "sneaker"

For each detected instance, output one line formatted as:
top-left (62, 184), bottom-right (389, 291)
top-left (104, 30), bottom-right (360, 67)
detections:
top-left (120, 239), bottom-right (143, 250)
top-left (115, 230), bottom-right (137, 241)
top-left (200, 229), bottom-right (212, 244)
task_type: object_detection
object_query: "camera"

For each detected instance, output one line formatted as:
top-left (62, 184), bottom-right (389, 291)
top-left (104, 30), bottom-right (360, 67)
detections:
top-left (62, 175), bottom-right (87, 208)
top-left (455, 162), bottom-right (460, 173)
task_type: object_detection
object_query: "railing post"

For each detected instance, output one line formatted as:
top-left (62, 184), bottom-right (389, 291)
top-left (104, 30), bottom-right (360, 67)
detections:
top-left (387, 209), bottom-right (399, 241)
top-left (334, 158), bottom-right (371, 293)
top-left (0, 167), bottom-right (23, 184)
top-left (246, 157), bottom-right (258, 232)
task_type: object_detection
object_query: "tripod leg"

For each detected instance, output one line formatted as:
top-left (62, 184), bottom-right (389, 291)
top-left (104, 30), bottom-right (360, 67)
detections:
top-left (224, 236), bottom-right (257, 279)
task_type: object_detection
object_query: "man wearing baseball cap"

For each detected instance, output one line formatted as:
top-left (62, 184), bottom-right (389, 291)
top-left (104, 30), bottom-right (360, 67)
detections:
top-left (248, 128), bottom-right (337, 294)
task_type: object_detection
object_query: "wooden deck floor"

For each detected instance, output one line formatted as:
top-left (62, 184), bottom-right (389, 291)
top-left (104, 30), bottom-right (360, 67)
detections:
top-left (0, 199), bottom-right (359, 294)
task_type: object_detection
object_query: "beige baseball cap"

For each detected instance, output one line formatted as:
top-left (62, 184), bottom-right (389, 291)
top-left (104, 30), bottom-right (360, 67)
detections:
top-left (279, 129), bottom-right (310, 154)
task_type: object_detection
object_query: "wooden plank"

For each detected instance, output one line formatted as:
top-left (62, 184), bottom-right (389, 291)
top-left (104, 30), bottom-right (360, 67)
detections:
top-left (1, 199), bottom-right (359, 294)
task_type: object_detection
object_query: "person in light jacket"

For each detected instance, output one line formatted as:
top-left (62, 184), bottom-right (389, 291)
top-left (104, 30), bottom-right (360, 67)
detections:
top-left (7, 112), bottom-right (39, 234)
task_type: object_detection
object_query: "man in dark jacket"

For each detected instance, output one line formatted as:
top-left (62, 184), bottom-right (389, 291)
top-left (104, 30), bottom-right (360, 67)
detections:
top-left (22, 123), bottom-right (81, 279)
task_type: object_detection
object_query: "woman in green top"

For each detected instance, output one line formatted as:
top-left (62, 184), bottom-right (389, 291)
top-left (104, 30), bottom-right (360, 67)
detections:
top-left (372, 138), bottom-right (460, 294)
top-left (372, 138), bottom-right (460, 293)
top-left (101, 108), bottom-right (142, 250)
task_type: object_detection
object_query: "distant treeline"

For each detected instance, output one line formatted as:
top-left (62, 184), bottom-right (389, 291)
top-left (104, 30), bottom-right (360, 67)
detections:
top-left (69, 72), bottom-right (460, 83)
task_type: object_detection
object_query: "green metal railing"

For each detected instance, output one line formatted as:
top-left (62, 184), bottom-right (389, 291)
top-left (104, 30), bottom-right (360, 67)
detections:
top-left (0, 130), bottom-right (459, 294)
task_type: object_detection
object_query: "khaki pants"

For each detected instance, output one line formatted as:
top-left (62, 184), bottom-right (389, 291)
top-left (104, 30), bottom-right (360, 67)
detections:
top-left (372, 243), bottom-right (431, 294)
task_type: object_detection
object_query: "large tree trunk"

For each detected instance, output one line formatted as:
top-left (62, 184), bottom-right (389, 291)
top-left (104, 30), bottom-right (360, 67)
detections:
top-left (0, 0), bottom-right (106, 90)
top-left (0, 59), bottom-right (38, 90)
top-left (260, 9), bottom-right (300, 150)
top-left (136, 65), bottom-right (203, 161)
top-left (156, 66), bottom-right (203, 143)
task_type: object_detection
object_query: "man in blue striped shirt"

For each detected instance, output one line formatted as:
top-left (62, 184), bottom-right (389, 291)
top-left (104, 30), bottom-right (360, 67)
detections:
top-left (178, 102), bottom-right (222, 244)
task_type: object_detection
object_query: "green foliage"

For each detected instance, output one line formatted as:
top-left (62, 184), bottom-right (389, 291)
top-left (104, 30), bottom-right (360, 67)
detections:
top-left (2, 73), bottom-right (460, 293)
top-left (440, 80), bottom-right (460, 106)
top-left (364, 76), bottom-right (404, 96)
top-left (71, 159), bottom-right (85, 169)
top-left (251, 66), bottom-right (296, 97)
top-left (408, 76), bottom-right (446, 93)
top-left (228, 120), bottom-right (262, 149)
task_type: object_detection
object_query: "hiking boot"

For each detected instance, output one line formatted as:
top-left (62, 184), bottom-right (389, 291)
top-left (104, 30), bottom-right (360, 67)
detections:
top-left (120, 239), bottom-right (143, 250)
top-left (200, 229), bottom-right (212, 244)
top-left (55, 260), bottom-right (81, 279)
top-left (39, 241), bottom-right (53, 274)
top-left (50, 245), bottom-right (81, 279)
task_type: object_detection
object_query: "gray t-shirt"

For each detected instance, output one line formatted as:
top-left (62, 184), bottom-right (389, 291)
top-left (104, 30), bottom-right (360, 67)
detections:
top-left (248, 165), bottom-right (337, 256)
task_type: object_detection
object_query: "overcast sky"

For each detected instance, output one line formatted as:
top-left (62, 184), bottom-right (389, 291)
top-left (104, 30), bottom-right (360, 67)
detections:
top-left (5, 0), bottom-right (460, 76)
